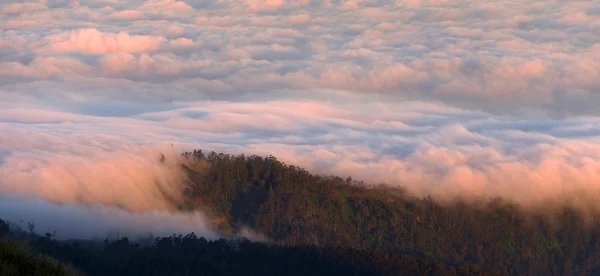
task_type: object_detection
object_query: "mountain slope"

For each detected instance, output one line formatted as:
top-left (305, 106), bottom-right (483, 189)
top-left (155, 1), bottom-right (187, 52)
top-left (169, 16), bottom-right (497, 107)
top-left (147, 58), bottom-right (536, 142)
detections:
top-left (0, 239), bottom-right (81, 276)
top-left (179, 149), bottom-right (600, 276)
top-left (0, 227), bottom-right (501, 276)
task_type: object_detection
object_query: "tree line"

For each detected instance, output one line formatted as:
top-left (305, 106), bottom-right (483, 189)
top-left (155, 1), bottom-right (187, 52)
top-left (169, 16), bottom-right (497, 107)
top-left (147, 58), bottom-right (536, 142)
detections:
top-left (0, 218), bottom-right (499, 276)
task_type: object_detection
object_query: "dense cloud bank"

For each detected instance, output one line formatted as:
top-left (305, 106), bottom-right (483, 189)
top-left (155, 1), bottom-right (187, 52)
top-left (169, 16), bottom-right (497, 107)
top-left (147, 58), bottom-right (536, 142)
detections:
top-left (1, 0), bottom-right (600, 234)
top-left (1, 0), bottom-right (600, 116)
top-left (0, 133), bottom-right (220, 239)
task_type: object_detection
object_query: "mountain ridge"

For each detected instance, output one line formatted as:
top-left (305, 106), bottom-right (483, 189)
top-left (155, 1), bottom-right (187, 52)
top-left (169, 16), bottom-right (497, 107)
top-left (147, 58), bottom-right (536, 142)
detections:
top-left (175, 149), bottom-right (600, 275)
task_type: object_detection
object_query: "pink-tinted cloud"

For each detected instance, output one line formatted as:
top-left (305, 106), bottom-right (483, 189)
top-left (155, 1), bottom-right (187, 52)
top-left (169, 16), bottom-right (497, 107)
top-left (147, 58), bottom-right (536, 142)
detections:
top-left (0, 56), bottom-right (95, 79)
top-left (0, 0), bottom-right (597, 117)
top-left (47, 29), bottom-right (165, 54)
top-left (0, 108), bottom-right (83, 123)
top-left (245, 0), bottom-right (286, 12)
top-left (169, 37), bottom-right (197, 48)
top-left (98, 52), bottom-right (186, 75)
top-left (109, 9), bottom-right (145, 21)
top-left (1, 2), bottom-right (47, 15)
top-left (2, 96), bottom-right (600, 214)
top-left (285, 14), bottom-right (310, 25)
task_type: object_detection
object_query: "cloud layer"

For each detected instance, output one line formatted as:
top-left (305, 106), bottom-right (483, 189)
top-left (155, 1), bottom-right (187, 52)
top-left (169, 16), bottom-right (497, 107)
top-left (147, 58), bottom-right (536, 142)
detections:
top-left (1, 0), bottom-right (600, 116)
top-left (2, 0), bottom-right (600, 234)
top-left (2, 98), bottom-right (600, 211)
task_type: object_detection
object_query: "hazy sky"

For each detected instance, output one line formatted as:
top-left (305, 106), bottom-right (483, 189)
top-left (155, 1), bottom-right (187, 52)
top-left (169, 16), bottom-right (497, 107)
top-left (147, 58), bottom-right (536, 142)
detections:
top-left (1, 0), bottom-right (600, 236)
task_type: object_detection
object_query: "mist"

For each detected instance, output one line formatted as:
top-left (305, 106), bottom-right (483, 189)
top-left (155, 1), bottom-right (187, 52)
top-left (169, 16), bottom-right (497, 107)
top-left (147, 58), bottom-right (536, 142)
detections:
top-left (0, 136), bottom-right (226, 240)
top-left (0, 195), bottom-right (218, 240)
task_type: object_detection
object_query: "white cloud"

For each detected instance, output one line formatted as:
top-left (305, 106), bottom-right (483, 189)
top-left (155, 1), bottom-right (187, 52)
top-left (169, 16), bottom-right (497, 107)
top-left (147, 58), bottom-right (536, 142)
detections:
top-left (1, 0), bottom-right (597, 116)
top-left (109, 9), bottom-right (145, 21)
top-left (1, 2), bottom-right (47, 15)
top-left (2, 98), bottom-right (600, 212)
top-left (46, 28), bottom-right (165, 54)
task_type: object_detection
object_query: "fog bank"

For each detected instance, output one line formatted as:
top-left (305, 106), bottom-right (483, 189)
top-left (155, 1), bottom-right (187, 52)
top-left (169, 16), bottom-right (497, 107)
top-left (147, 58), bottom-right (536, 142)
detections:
top-left (0, 195), bottom-right (218, 240)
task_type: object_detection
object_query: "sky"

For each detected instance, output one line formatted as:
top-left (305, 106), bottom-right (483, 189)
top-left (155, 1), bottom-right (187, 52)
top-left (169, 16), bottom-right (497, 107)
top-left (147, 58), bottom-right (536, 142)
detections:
top-left (1, 0), bottom-right (600, 236)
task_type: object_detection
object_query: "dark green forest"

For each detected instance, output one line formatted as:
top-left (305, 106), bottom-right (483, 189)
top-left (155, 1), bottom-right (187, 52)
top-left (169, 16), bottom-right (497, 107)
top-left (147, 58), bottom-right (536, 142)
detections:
top-left (177, 150), bottom-right (600, 275)
top-left (0, 218), bottom-right (496, 276)
top-left (3, 149), bottom-right (600, 275)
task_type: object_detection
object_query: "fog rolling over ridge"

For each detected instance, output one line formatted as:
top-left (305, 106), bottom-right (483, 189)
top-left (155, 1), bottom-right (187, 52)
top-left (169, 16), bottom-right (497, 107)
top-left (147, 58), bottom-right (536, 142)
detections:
top-left (0, 141), bottom-right (221, 240)
top-left (2, 128), bottom-right (600, 241)
top-left (0, 146), bottom-right (185, 213)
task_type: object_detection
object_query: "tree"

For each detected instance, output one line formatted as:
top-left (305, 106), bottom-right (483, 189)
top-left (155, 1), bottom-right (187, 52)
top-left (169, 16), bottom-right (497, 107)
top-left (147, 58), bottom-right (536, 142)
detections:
top-left (0, 219), bottom-right (9, 238)
top-left (27, 222), bottom-right (35, 234)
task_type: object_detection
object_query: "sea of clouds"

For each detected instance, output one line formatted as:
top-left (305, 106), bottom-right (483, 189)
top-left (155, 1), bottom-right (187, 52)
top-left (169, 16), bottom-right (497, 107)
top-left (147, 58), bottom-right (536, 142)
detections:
top-left (2, 0), bottom-right (600, 238)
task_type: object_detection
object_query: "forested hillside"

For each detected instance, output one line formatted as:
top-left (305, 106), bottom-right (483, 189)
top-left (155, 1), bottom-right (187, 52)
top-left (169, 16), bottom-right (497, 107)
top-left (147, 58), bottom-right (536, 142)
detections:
top-left (178, 149), bottom-right (600, 276)
top-left (0, 218), bottom-right (498, 276)
top-left (0, 220), bottom-right (81, 276)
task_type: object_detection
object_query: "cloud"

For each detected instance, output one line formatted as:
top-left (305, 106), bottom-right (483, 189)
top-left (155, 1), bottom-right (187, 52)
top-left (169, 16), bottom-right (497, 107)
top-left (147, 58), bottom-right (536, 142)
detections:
top-left (0, 137), bottom-right (185, 212)
top-left (245, 0), bottom-right (286, 12)
top-left (285, 14), bottom-right (310, 25)
top-left (0, 120), bottom-right (247, 240)
top-left (1, 0), bottom-right (598, 116)
top-left (109, 9), bottom-right (145, 21)
top-left (97, 52), bottom-right (185, 76)
top-left (0, 112), bottom-right (285, 240)
top-left (0, 196), bottom-right (219, 240)
top-left (0, 56), bottom-right (95, 79)
top-left (47, 29), bottom-right (165, 54)
top-left (138, 0), bottom-right (197, 18)
top-left (2, 98), bottom-right (600, 214)
top-left (1, 2), bottom-right (47, 15)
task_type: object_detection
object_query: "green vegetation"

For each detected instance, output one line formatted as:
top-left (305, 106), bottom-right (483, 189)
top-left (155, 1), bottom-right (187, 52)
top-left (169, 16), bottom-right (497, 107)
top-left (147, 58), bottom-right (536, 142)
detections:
top-left (0, 237), bottom-right (81, 276)
top-left (1, 218), bottom-right (80, 276)
top-left (178, 149), bottom-right (600, 275)
top-left (0, 219), bottom-right (499, 276)
top-left (30, 233), bottom-right (501, 276)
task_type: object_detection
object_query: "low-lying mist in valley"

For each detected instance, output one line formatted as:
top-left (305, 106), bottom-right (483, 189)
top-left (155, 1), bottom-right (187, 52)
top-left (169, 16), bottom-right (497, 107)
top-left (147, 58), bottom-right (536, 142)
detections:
top-left (0, 195), bottom-right (218, 241)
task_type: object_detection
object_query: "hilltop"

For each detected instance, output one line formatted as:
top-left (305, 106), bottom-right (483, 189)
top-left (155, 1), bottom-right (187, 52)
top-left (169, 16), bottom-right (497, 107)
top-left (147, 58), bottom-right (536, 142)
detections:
top-left (177, 149), bottom-right (600, 276)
